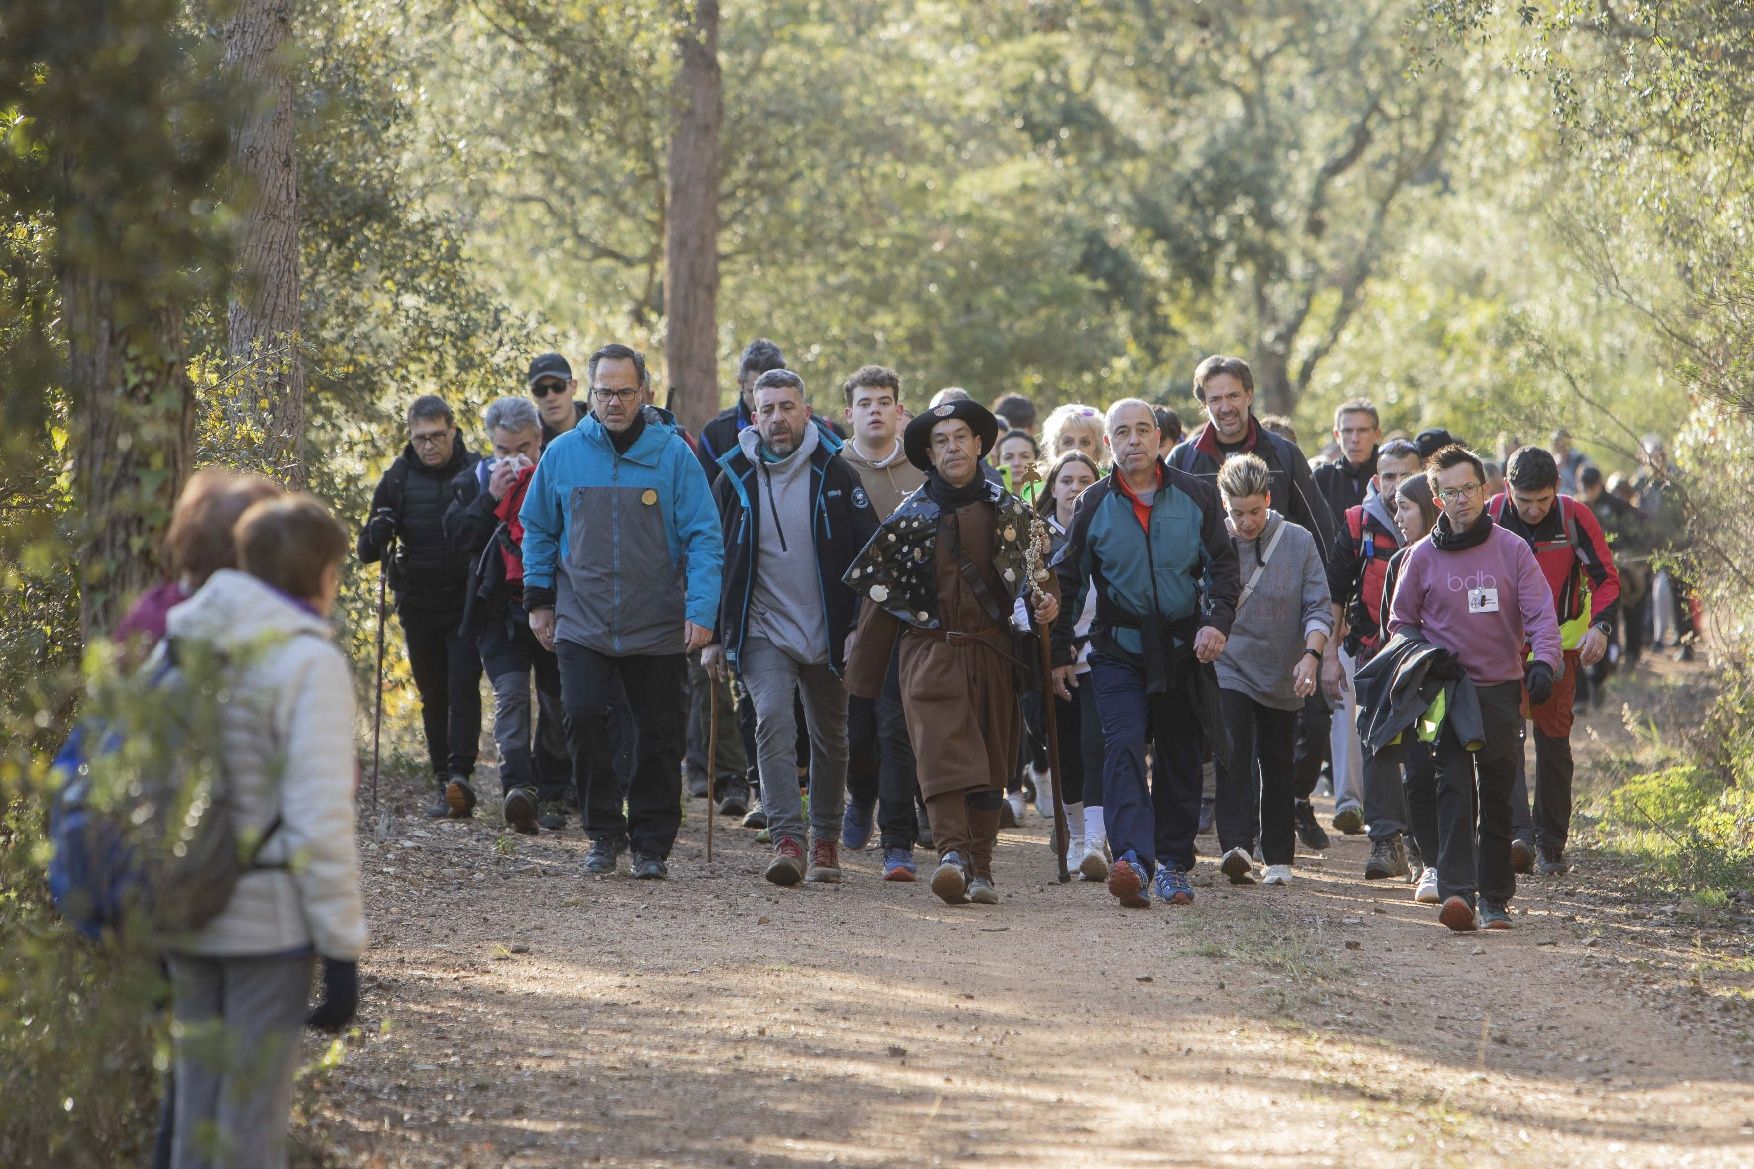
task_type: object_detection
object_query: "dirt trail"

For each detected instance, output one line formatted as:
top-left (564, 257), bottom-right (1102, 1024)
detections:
top-left (300, 673), bottom-right (1753, 1168)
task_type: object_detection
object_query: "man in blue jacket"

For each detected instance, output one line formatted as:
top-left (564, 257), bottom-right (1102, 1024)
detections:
top-left (1053, 399), bottom-right (1241, 908)
top-left (702, 369), bottom-right (879, 886)
top-left (521, 343), bottom-right (723, 880)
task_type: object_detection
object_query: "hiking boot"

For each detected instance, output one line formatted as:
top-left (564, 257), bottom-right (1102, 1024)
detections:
top-left (687, 772), bottom-right (710, 799)
top-left (444, 775), bottom-right (478, 819)
top-left (1220, 847), bottom-right (1256, 885)
top-left (1480, 897), bottom-right (1514, 929)
top-left (742, 800), bottom-right (768, 830)
top-left (716, 785), bottom-right (749, 818)
top-left (425, 782), bottom-right (454, 819)
top-left (1414, 867), bottom-right (1441, 904)
top-left (632, 853), bottom-right (668, 880)
top-left (1364, 835), bottom-right (1410, 881)
top-left (882, 847), bottom-right (917, 882)
top-left (1107, 852), bottom-right (1150, 909)
top-left (1152, 866), bottom-right (1195, 905)
top-left (537, 801), bottom-right (567, 831)
top-left (1537, 847), bottom-right (1571, 876)
top-left (1197, 796), bottom-right (1216, 835)
top-left (1439, 893), bottom-right (1479, 932)
top-left (806, 839), bottom-right (842, 884)
top-left (931, 851), bottom-right (970, 905)
top-left (765, 837), bottom-right (806, 886)
top-left (1261, 864), bottom-right (1293, 886)
top-left (841, 798), bottom-right (876, 850)
top-left (1331, 805), bottom-right (1365, 836)
top-left (1511, 838), bottom-right (1536, 875)
top-left (503, 787), bottom-right (539, 835)
top-left (1294, 800), bottom-right (1330, 851)
top-left (584, 835), bottom-right (626, 875)
top-left (968, 875), bottom-right (999, 905)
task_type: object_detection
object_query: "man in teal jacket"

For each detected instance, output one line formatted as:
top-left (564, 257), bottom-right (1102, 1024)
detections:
top-left (520, 343), bottom-right (723, 880)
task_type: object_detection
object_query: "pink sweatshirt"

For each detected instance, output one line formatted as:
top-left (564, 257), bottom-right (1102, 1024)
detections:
top-left (1388, 521), bottom-right (1562, 684)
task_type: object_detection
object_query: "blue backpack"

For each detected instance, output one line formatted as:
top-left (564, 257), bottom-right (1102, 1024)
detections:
top-left (48, 640), bottom-right (279, 941)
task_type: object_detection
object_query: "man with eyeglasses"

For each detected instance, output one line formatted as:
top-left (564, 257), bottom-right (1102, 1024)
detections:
top-left (526, 351), bottom-right (586, 444)
top-left (1325, 437), bottom-right (1425, 878)
top-left (358, 394), bottom-right (485, 818)
top-left (520, 343), bottom-right (724, 880)
top-left (1386, 444), bottom-right (1561, 931)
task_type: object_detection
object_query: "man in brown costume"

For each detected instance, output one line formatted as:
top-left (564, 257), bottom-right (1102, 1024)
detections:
top-left (843, 399), bottom-right (1059, 905)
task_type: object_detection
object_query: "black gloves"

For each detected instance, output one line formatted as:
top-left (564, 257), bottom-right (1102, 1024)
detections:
top-left (522, 585), bottom-right (557, 612)
top-left (306, 958), bottom-right (359, 1032)
top-left (366, 509), bottom-right (398, 549)
top-left (1524, 660), bottom-right (1555, 706)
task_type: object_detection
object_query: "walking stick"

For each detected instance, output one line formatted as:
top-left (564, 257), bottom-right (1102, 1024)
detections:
top-left (1034, 621), bottom-right (1071, 883)
top-left (370, 535), bottom-right (392, 816)
top-left (705, 665), bottom-right (718, 863)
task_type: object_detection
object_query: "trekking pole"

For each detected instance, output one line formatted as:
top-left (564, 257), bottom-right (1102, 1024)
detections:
top-left (705, 667), bottom-right (718, 864)
top-left (370, 536), bottom-right (392, 817)
top-left (1034, 620), bottom-right (1071, 883)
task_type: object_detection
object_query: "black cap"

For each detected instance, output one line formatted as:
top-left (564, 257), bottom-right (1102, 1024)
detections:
top-left (903, 399), bottom-right (1000, 472)
top-left (1414, 428), bottom-right (1457, 460)
top-left (526, 352), bottom-right (572, 389)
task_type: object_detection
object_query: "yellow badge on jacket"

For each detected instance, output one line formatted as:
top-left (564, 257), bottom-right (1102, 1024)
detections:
top-left (641, 489), bottom-right (658, 506)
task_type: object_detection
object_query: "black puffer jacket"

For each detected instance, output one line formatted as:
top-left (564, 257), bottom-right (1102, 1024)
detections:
top-left (358, 437), bottom-right (479, 615)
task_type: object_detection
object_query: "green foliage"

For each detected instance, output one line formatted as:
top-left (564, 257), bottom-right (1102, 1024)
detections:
top-left (1595, 765), bottom-right (1754, 902)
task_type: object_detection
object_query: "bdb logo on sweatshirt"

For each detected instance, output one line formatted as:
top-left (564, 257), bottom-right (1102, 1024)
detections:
top-left (1445, 571), bottom-right (1498, 592)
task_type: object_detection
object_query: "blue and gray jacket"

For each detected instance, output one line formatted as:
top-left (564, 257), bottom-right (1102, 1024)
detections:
top-left (1050, 461), bottom-right (1241, 670)
top-left (711, 425), bottom-right (878, 675)
top-left (519, 405), bottom-right (723, 656)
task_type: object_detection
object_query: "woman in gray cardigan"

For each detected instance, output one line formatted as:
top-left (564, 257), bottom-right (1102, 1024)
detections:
top-left (1213, 454), bottom-right (1334, 887)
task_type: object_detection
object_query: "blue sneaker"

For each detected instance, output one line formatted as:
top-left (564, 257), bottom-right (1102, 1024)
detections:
top-left (881, 847), bottom-right (917, 882)
top-left (1107, 850), bottom-right (1151, 908)
top-left (841, 798), bottom-right (876, 850)
top-left (1152, 866), bottom-right (1194, 905)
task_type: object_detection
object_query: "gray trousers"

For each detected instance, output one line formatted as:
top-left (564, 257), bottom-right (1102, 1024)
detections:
top-left (168, 952), bottom-right (315, 1169)
top-left (740, 636), bottom-right (848, 844)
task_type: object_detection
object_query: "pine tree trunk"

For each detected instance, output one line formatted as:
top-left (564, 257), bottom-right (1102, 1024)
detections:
top-left (663, 0), bottom-right (721, 435)
top-left (224, 0), bottom-right (306, 485)
top-left (62, 266), bottom-right (195, 643)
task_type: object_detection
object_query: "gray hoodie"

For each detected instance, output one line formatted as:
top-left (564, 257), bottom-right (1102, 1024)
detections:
top-left (1216, 510), bottom-right (1334, 711)
top-left (739, 422), bottom-right (829, 664)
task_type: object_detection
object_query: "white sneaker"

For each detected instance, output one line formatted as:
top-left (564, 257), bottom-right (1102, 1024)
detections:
top-left (1261, 864), bottom-right (1293, 886)
top-left (1078, 841), bottom-right (1110, 882)
top-left (1031, 767), bottom-right (1053, 818)
top-left (1220, 846), bottom-right (1256, 885)
top-left (1414, 867), bottom-right (1440, 904)
top-left (1006, 790), bottom-right (1026, 824)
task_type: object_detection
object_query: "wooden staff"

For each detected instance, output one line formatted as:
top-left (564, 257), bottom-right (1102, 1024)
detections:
top-left (1019, 466), bottom-right (1070, 883)
top-left (706, 671), bottom-right (718, 863)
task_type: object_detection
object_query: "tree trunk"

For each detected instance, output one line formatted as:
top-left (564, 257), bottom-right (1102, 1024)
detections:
top-left (663, 0), bottom-right (721, 434)
top-left (224, 0), bottom-right (306, 486)
top-left (62, 267), bottom-right (195, 643)
top-left (1252, 338), bottom-right (1294, 419)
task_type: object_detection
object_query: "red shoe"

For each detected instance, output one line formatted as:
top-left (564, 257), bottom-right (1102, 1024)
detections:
top-left (1107, 852), bottom-right (1151, 909)
top-left (764, 837), bottom-right (805, 886)
top-left (807, 838), bottom-right (842, 884)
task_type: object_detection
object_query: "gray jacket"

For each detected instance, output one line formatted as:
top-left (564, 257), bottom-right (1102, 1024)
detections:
top-left (1216, 511), bottom-right (1334, 710)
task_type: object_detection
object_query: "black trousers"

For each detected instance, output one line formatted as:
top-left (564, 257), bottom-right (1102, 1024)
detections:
top-left (1213, 689), bottom-right (1299, 866)
top-left (1291, 691), bottom-right (1330, 801)
top-left (556, 642), bottom-right (686, 858)
top-left (399, 607), bottom-right (482, 779)
top-left (1053, 675), bottom-right (1105, 807)
top-left (1434, 679), bottom-right (1522, 903)
top-left (845, 648), bottom-right (921, 849)
top-left (477, 607), bottom-right (569, 802)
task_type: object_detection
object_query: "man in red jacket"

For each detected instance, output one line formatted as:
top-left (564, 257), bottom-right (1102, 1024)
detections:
top-left (1489, 446), bottom-right (1620, 877)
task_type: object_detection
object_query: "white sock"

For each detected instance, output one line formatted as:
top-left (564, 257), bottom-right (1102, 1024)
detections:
top-left (1066, 802), bottom-right (1085, 852)
top-left (1086, 805), bottom-right (1106, 848)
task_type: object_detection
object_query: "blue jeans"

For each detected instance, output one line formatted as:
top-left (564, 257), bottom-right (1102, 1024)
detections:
top-left (1089, 652), bottom-right (1204, 874)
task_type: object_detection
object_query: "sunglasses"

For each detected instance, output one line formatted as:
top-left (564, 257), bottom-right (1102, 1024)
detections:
top-left (531, 379), bottom-right (569, 398)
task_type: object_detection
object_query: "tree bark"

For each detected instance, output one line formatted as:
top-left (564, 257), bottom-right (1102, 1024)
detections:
top-left (62, 266), bottom-right (195, 642)
top-left (663, 0), bottom-right (721, 434)
top-left (224, 0), bottom-right (306, 485)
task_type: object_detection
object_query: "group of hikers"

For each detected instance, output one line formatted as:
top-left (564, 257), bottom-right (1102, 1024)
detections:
top-left (106, 335), bottom-right (1691, 1168)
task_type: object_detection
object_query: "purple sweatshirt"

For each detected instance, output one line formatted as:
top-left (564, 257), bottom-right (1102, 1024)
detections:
top-left (1388, 518), bottom-right (1562, 684)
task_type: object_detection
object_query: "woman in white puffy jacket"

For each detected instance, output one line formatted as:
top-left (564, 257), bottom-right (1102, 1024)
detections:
top-left (161, 494), bottom-right (365, 1169)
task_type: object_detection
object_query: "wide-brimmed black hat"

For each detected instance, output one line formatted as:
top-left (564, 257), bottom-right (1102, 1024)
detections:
top-left (903, 399), bottom-right (1000, 472)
